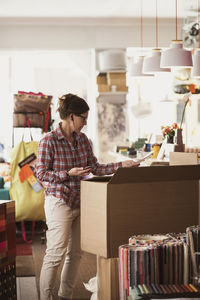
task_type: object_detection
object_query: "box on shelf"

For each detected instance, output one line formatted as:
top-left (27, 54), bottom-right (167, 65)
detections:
top-left (116, 85), bottom-right (128, 92)
top-left (98, 84), bottom-right (111, 93)
top-left (81, 165), bottom-right (200, 258)
top-left (96, 74), bottom-right (107, 85)
top-left (107, 72), bottom-right (126, 86)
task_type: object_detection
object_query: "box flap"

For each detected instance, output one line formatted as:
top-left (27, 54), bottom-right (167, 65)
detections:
top-left (83, 175), bottom-right (111, 182)
top-left (108, 165), bottom-right (200, 184)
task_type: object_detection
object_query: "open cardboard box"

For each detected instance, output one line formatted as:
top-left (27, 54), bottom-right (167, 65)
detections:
top-left (81, 165), bottom-right (200, 258)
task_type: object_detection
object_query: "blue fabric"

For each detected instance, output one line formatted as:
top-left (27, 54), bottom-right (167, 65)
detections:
top-left (0, 187), bottom-right (10, 200)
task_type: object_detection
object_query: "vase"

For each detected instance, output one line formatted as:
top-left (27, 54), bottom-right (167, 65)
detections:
top-left (167, 135), bottom-right (174, 144)
top-left (174, 128), bottom-right (185, 152)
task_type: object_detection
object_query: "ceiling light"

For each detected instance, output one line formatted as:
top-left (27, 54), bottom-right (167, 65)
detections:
top-left (131, 0), bottom-right (154, 77)
top-left (160, 0), bottom-right (193, 68)
top-left (160, 40), bottom-right (193, 68)
top-left (129, 56), bottom-right (154, 77)
top-left (143, 49), bottom-right (170, 73)
top-left (143, 0), bottom-right (170, 74)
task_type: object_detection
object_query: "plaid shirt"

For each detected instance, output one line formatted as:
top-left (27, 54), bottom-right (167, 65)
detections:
top-left (36, 123), bottom-right (122, 208)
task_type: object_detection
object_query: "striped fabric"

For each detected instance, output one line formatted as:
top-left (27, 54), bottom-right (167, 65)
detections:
top-left (36, 123), bottom-right (121, 208)
top-left (0, 200), bottom-right (16, 300)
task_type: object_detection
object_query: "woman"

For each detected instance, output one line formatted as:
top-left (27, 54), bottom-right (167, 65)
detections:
top-left (36, 93), bottom-right (139, 300)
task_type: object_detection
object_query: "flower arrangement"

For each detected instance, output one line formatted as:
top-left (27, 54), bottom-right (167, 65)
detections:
top-left (161, 123), bottom-right (179, 139)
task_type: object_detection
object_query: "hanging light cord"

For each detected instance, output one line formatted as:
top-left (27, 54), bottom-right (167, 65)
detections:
top-left (156, 0), bottom-right (158, 48)
top-left (175, 0), bottom-right (178, 40)
top-left (140, 0), bottom-right (143, 48)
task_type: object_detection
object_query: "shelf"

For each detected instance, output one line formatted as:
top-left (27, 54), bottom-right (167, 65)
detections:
top-left (97, 92), bottom-right (127, 104)
top-left (98, 92), bottom-right (128, 95)
top-left (96, 69), bottom-right (127, 75)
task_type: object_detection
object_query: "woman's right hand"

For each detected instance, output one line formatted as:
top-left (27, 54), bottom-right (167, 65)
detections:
top-left (68, 167), bottom-right (92, 177)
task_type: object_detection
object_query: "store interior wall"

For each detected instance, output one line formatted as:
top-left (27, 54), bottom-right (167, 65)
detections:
top-left (0, 17), bottom-right (200, 162)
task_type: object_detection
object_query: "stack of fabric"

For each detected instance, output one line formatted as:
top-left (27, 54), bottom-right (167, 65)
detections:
top-left (0, 200), bottom-right (16, 299)
top-left (119, 233), bottom-right (191, 300)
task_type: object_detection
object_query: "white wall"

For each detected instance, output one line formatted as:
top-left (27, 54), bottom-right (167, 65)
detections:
top-left (0, 17), bottom-right (181, 50)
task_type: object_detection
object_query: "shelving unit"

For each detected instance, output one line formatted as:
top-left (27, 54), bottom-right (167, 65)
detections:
top-left (93, 48), bottom-right (130, 162)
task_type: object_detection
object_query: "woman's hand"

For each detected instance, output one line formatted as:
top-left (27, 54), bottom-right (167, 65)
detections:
top-left (122, 160), bottom-right (140, 168)
top-left (68, 167), bottom-right (92, 177)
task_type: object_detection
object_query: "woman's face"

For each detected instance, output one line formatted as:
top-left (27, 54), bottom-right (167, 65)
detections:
top-left (72, 111), bottom-right (88, 132)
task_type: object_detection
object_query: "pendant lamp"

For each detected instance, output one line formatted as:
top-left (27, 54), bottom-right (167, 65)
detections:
top-left (130, 0), bottom-right (154, 77)
top-left (143, 0), bottom-right (170, 74)
top-left (160, 0), bottom-right (193, 68)
top-left (191, 0), bottom-right (200, 78)
top-left (130, 56), bottom-right (154, 77)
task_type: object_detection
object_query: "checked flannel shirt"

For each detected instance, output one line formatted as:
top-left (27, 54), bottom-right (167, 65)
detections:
top-left (36, 123), bottom-right (122, 208)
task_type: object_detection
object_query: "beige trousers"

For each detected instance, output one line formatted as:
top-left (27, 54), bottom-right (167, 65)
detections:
top-left (40, 195), bottom-right (82, 300)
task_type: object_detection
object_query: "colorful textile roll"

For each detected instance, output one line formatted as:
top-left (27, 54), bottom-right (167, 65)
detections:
top-left (119, 233), bottom-right (190, 300)
top-left (186, 225), bottom-right (200, 284)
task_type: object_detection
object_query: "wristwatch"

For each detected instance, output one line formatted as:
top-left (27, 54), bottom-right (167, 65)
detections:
top-left (66, 170), bottom-right (70, 177)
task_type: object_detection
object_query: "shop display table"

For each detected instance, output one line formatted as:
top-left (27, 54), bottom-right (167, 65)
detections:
top-left (81, 165), bottom-right (200, 300)
top-left (0, 200), bottom-right (16, 300)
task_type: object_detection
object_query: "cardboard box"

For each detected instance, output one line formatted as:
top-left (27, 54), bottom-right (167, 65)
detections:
top-left (116, 85), bottom-right (128, 92)
top-left (97, 74), bottom-right (107, 85)
top-left (107, 72), bottom-right (126, 86)
top-left (97, 256), bottom-right (119, 300)
top-left (169, 152), bottom-right (198, 166)
top-left (81, 165), bottom-right (200, 258)
top-left (97, 84), bottom-right (111, 93)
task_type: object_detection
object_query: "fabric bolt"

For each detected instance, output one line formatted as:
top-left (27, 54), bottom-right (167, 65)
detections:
top-left (40, 195), bottom-right (82, 300)
top-left (36, 123), bottom-right (121, 209)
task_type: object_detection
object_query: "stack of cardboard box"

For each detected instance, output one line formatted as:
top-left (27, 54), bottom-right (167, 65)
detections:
top-left (97, 72), bottom-right (128, 93)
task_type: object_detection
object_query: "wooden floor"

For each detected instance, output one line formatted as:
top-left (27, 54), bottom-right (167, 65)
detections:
top-left (16, 233), bottom-right (96, 300)
top-left (17, 277), bottom-right (39, 300)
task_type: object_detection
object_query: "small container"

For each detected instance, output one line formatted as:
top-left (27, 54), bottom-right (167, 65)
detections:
top-left (144, 143), bottom-right (151, 152)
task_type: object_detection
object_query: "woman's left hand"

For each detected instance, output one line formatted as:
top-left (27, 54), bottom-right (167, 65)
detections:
top-left (122, 160), bottom-right (140, 168)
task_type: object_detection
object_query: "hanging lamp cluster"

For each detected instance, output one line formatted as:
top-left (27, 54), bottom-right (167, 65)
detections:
top-left (131, 0), bottom-right (194, 78)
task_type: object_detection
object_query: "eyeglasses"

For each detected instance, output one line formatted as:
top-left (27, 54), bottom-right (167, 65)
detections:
top-left (75, 114), bottom-right (88, 121)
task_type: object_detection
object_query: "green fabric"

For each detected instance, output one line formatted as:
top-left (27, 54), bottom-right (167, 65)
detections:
top-left (10, 141), bottom-right (45, 221)
top-left (0, 187), bottom-right (10, 200)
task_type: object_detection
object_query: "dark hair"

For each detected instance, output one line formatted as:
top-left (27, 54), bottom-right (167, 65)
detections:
top-left (57, 93), bottom-right (89, 120)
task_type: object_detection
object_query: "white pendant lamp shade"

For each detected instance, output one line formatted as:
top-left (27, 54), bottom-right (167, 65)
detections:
top-left (143, 49), bottom-right (170, 74)
top-left (191, 48), bottom-right (200, 78)
top-left (160, 40), bottom-right (193, 68)
top-left (129, 56), bottom-right (154, 77)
